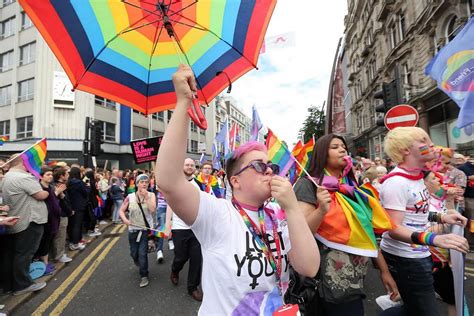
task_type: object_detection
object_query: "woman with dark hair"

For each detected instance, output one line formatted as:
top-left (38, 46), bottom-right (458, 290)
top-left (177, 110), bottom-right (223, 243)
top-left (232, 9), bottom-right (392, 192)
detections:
top-left (293, 134), bottom-right (398, 315)
top-left (84, 170), bottom-right (101, 237)
top-left (67, 167), bottom-right (90, 251)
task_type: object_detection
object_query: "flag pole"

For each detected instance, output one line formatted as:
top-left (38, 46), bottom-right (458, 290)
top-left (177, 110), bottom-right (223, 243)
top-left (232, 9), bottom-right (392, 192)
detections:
top-left (292, 157), bottom-right (320, 188)
top-left (0, 138), bottom-right (46, 168)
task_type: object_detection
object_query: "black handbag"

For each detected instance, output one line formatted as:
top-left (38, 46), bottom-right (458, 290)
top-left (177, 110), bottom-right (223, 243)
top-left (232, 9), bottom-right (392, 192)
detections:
top-left (285, 265), bottom-right (322, 315)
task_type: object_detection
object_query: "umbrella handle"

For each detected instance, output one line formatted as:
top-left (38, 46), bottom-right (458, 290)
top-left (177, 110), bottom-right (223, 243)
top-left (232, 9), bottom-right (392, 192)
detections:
top-left (187, 96), bottom-right (208, 130)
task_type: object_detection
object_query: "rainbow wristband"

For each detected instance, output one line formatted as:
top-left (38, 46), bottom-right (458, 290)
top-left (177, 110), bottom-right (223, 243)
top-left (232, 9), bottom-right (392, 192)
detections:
top-left (411, 232), bottom-right (437, 246)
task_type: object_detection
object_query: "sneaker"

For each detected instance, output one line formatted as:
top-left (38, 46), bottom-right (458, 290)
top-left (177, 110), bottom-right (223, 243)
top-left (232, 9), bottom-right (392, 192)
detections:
top-left (376, 294), bottom-right (402, 311)
top-left (139, 277), bottom-right (149, 288)
top-left (156, 250), bottom-right (164, 263)
top-left (13, 282), bottom-right (47, 296)
top-left (99, 220), bottom-right (108, 225)
top-left (88, 231), bottom-right (102, 237)
top-left (168, 240), bottom-right (174, 251)
top-left (69, 243), bottom-right (85, 251)
top-left (80, 239), bottom-right (92, 244)
top-left (58, 254), bottom-right (72, 263)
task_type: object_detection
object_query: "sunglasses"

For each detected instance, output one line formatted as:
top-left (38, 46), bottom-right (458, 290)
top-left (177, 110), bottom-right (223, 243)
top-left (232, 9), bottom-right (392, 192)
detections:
top-left (234, 161), bottom-right (280, 176)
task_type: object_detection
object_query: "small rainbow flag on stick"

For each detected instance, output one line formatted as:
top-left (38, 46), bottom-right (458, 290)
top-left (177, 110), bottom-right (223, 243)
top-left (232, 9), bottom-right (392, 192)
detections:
top-left (265, 129), bottom-right (295, 177)
top-left (0, 136), bottom-right (8, 145)
top-left (20, 138), bottom-right (47, 179)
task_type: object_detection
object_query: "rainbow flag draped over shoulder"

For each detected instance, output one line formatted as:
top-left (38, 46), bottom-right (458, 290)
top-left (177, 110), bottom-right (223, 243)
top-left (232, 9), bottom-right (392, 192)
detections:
top-left (20, 138), bottom-right (47, 179)
top-left (195, 174), bottom-right (223, 198)
top-left (314, 173), bottom-right (394, 257)
top-left (265, 129), bottom-right (295, 177)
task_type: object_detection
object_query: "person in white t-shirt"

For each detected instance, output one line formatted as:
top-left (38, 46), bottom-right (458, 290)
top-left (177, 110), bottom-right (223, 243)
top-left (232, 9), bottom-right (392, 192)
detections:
top-left (379, 127), bottom-right (468, 316)
top-left (155, 65), bottom-right (319, 315)
top-left (164, 158), bottom-right (204, 301)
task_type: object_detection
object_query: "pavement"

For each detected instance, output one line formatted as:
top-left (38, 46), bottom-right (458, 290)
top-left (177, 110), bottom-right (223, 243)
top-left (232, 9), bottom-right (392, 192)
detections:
top-left (0, 221), bottom-right (113, 315)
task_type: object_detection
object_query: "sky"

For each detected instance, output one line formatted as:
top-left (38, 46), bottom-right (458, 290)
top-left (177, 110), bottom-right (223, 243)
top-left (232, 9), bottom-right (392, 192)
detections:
top-left (230, 1), bottom-right (348, 145)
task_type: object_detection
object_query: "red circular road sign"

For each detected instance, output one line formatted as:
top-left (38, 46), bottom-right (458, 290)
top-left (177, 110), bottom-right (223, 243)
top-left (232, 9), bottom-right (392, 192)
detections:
top-left (384, 104), bottom-right (419, 130)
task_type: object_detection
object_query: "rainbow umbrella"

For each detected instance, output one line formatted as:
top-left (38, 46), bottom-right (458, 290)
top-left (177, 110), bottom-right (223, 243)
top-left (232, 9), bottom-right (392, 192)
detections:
top-left (19, 0), bottom-right (276, 129)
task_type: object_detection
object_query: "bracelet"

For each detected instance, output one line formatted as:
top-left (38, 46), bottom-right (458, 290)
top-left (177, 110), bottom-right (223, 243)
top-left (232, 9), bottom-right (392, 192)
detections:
top-left (411, 232), bottom-right (437, 246)
top-left (428, 212), bottom-right (443, 223)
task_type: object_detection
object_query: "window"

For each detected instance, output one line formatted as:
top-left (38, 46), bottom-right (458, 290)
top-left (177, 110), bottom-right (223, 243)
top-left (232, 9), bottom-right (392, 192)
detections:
top-left (94, 95), bottom-right (116, 110)
top-left (16, 116), bottom-right (33, 139)
top-left (190, 140), bottom-right (198, 153)
top-left (18, 78), bottom-right (34, 102)
top-left (389, 25), bottom-right (397, 49)
top-left (1, 17), bottom-right (15, 39)
top-left (102, 121), bottom-right (116, 142)
top-left (2, 0), bottom-right (15, 6)
top-left (446, 16), bottom-right (459, 42)
top-left (133, 126), bottom-right (148, 140)
top-left (401, 63), bottom-right (411, 101)
top-left (19, 42), bottom-right (35, 66)
top-left (0, 85), bottom-right (12, 106)
top-left (398, 13), bottom-right (406, 41)
top-left (152, 111), bottom-right (164, 121)
top-left (190, 121), bottom-right (197, 133)
top-left (0, 50), bottom-right (13, 72)
top-left (0, 120), bottom-right (10, 138)
top-left (200, 128), bottom-right (205, 136)
top-left (167, 110), bottom-right (173, 122)
top-left (21, 12), bottom-right (32, 30)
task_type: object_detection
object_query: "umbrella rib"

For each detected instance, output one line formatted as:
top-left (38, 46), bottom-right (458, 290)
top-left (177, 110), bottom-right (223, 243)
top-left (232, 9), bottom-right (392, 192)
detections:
top-left (168, 0), bottom-right (198, 17)
top-left (145, 21), bottom-right (165, 114)
top-left (168, 18), bottom-right (207, 31)
top-left (165, 10), bottom-right (258, 69)
top-left (74, 9), bottom-right (158, 89)
top-left (122, 18), bottom-right (163, 34)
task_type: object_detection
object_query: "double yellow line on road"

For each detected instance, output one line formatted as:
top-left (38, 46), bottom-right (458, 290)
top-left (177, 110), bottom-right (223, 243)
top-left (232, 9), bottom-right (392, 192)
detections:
top-left (465, 266), bottom-right (474, 277)
top-left (32, 225), bottom-right (126, 316)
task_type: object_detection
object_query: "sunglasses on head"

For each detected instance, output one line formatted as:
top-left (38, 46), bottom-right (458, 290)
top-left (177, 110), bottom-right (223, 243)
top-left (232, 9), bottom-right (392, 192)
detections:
top-left (234, 161), bottom-right (280, 176)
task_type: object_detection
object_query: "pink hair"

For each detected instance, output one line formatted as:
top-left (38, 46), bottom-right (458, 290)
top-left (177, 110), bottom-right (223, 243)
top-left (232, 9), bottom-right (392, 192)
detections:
top-left (229, 141), bottom-right (267, 160)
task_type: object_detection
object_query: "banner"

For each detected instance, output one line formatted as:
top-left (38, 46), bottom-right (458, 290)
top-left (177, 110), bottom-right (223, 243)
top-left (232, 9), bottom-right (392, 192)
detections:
top-left (130, 136), bottom-right (162, 164)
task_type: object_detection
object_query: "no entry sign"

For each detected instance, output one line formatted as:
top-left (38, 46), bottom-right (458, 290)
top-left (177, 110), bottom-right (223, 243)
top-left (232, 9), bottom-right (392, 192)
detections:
top-left (384, 104), bottom-right (419, 130)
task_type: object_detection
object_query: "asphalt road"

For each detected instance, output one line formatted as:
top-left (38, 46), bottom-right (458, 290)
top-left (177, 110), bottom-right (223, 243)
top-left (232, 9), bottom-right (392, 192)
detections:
top-left (13, 224), bottom-right (474, 316)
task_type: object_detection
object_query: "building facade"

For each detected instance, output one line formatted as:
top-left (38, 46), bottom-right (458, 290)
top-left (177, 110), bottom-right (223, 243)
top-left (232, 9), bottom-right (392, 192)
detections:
top-left (0, 1), bottom-right (253, 169)
top-left (344, 0), bottom-right (473, 159)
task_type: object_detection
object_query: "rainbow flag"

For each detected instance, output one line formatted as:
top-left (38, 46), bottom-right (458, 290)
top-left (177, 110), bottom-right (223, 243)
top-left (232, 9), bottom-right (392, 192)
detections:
top-left (127, 179), bottom-right (136, 194)
top-left (265, 129), bottom-right (295, 177)
top-left (315, 174), bottom-right (394, 257)
top-left (20, 138), bottom-right (47, 179)
top-left (0, 136), bottom-right (8, 145)
top-left (295, 138), bottom-right (315, 176)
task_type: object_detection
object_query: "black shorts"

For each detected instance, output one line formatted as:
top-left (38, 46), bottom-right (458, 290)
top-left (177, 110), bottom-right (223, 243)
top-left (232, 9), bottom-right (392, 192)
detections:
top-left (433, 261), bottom-right (455, 305)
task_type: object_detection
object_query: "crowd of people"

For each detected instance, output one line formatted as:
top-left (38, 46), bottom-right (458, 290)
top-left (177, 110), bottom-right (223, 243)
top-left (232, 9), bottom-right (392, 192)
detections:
top-left (0, 64), bottom-right (473, 315)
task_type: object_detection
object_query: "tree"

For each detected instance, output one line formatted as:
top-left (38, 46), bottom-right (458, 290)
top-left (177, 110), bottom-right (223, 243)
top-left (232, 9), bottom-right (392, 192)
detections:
top-left (299, 105), bottom-right (325, 143)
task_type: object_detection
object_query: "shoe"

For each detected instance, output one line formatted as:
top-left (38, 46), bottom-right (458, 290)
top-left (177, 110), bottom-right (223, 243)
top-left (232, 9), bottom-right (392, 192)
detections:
top-left (13, 282), bottom-right (47, 296)
top-left (80, 239), bottom-right (91, 244)
top-left (170, 271), bottom-right (179, 285)
top-left (58, 254), bottom-right (72, 263)
top-left (168, 240), bottom-right (174, 250)
top-left (69, 243), bottom-right (85, 251)
top-left (156, 250), bottom-right (164, 263)
top-left (88, 231), bottom-right (102, 237)
top-left (189, 289), bottom-right (203, 302)
top-left (44, 263), bottom-right (55, 276)
top-left (139, 277), bottom-right (149, 288)
top-left (99, 220), bottom-right (108, 225)
top-left (376, 294), bottom-right (402, 310)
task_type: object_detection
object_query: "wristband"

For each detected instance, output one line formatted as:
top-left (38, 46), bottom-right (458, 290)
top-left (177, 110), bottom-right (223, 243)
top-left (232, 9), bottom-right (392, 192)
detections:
top-left (411, 231), bottom-right (437, 246)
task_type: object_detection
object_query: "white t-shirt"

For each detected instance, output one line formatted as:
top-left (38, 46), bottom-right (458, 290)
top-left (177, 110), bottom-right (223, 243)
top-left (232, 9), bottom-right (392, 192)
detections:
top-left (380, 167), bottom-right (431, 258)
top-left (171, 178), bottom-right (200, 230)
top-left (191, 191), bottom-right (291, 316)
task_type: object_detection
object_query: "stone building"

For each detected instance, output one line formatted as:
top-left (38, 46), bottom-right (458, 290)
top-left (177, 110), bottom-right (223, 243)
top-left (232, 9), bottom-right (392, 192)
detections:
top-left (344, 0), bottom-right (473, 158)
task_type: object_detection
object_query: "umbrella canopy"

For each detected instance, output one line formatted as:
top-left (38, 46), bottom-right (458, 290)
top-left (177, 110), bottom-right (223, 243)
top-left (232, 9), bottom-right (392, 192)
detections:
top-left (20, 0), bottom-right (276, 120)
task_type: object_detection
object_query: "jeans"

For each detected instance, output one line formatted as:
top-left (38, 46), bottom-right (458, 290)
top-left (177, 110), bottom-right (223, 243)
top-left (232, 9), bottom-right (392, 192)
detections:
top-left (112, 199), bottom-right (123, 223)
top-left (3, 223), bottom-right (44, 291)
top-left (155, 207), bottom-right (166, 252)
top-left (381, 251), bottom-right (438, 316)
top-left (128, 230), bottom-right (149, 278)
top-left (52, 216), bottom-right (68, 260)
top-left (320, 297), bottom-right (364, 316)
top-left (171, 229), bottom-right (202, 293)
